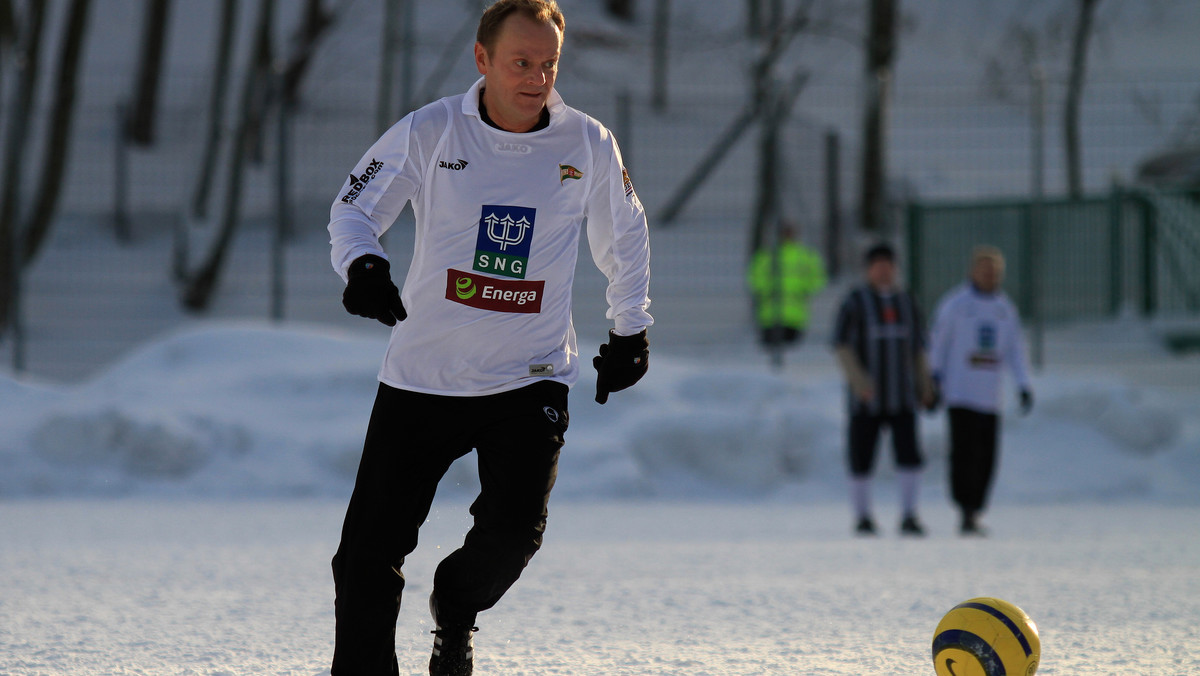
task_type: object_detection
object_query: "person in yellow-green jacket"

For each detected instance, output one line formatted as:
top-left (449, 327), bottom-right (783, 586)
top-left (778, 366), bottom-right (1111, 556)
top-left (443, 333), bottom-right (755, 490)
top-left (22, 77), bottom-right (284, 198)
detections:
top-left (748, 225), bottom-right (828, 346)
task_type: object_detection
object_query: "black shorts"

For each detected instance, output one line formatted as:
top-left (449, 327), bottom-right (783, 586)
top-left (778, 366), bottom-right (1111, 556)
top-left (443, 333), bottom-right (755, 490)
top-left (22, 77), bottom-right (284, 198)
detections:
top-left (847, 410), bottom-right (922, 476)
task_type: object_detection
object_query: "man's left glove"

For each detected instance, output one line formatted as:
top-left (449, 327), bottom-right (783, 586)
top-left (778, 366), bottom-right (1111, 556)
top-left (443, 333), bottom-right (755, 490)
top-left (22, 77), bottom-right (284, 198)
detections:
top-left (1019, 388), bottom-right (1034, 415)
top-left (592, 329), bottom-right (649, 404)
top-left (342, 254), bottom-right (407, 326)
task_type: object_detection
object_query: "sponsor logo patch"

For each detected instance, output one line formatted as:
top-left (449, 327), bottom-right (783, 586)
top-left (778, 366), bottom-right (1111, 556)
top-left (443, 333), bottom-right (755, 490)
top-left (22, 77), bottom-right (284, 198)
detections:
top-left (622, 167), bottom-right (635, 197)
top-left (496, 142), bottom-right (532, 154)
top-left (473, 205), bottom-right (535, 279)
top-left (445, 269), bottom-right (544, 313)
top-left (341, 159), bottom-right (385, 204)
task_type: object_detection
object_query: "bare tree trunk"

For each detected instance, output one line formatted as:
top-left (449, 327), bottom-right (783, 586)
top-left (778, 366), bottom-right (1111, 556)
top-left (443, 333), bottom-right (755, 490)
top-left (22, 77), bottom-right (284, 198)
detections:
top-left (125, 0), bottom-right (171, 146)
top-left (1065, 0), bottom-right (1100, 199)
top-left (860, 0), bottom-right (897, 233)
top-left (182, 0), bottom-right (275, 311)
top-left (651, 0), bottom-right (669, 112)
top-left (190, 0), bottom-right (238, 220)
top-left (746, 0), bottom-right (762, 37)
top-left (281, 0), bottom-right (333, 106)
top-left (242, 0), bottom-right (274, 165)
top-left (0, 0), bottom-right (16, 45)
top-left (0, 0), bottom-right (47, 332)
top-left (21, 0), bottom-right (92, 263)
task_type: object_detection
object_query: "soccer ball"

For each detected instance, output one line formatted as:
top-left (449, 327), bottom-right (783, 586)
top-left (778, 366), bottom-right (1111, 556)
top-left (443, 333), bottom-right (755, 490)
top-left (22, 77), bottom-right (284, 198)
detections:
top-left (931, 597), bottom-right (1040, 676)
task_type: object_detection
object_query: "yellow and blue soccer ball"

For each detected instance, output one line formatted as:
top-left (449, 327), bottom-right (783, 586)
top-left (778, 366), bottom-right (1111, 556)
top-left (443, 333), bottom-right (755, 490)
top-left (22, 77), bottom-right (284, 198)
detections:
top-left (932, 597), bottom-right (1040, 676)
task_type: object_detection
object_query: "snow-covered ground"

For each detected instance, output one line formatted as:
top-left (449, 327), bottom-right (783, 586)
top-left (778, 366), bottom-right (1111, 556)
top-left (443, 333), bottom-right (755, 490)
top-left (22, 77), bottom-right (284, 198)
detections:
top-left (4, 0), bottom-right (1200, 673)
top-left (2, 320), bottom-right (1199, 674)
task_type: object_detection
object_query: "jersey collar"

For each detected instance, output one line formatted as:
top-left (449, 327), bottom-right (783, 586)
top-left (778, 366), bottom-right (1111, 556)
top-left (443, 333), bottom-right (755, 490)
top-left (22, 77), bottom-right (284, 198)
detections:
top-left (461, 77), bottom-right (565, 131)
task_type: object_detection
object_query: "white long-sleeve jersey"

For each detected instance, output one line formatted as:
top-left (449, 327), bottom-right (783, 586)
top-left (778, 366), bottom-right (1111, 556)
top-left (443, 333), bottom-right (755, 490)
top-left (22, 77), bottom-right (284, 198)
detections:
top-left (328, 78), bottom-right (652, 396)
top-left (928, 284), bottom-right (1031, 414)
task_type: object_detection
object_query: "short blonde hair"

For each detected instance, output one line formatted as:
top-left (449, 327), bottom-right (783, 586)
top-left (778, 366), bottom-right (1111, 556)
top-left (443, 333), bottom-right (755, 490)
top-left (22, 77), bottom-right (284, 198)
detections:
top-left (477, 0), bottom-right (565, 55)
top-left (971, 245), bottom-right (1005, 270)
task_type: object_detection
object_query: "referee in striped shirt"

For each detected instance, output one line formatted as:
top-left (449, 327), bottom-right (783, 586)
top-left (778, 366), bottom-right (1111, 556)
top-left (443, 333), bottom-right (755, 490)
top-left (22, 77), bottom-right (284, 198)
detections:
top-left (833, 242), bottom-right (937, 536)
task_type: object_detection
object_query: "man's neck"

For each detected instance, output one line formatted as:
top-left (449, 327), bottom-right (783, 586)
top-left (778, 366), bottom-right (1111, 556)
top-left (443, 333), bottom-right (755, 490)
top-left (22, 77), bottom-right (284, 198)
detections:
top-left (479, 89), bottom-right (550, 132)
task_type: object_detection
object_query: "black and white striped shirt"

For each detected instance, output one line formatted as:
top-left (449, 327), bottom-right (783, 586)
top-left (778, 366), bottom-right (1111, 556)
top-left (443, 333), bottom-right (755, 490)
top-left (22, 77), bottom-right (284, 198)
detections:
top-left (833, 285), bottom-right (927, 415)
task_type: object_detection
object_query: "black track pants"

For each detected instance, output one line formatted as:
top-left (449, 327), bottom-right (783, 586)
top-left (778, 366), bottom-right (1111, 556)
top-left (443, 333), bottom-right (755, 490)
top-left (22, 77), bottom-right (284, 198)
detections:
top-left (330, 380), bottom-right (568, 676)
top-left (947, 407), bottom-right (999, 515)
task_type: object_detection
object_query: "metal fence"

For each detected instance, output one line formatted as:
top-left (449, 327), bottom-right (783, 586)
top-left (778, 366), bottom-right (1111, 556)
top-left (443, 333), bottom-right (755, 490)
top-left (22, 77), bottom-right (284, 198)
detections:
top-left (905, 187), bottom-right (1200, 326)
top-left (4, 60), bottom-right (1200, 379)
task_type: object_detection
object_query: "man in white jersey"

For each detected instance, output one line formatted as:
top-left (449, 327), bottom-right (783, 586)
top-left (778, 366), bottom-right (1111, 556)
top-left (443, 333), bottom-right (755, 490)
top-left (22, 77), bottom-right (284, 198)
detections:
top-left (929, 246), bottom-right (1032, 536)
top-left (326, 2), bottom-right (652, 673)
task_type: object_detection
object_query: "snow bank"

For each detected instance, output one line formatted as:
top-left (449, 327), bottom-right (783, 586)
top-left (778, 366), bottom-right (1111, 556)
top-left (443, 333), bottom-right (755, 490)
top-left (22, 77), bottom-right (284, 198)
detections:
top-left (2, 322), bottom-right (1198, 503)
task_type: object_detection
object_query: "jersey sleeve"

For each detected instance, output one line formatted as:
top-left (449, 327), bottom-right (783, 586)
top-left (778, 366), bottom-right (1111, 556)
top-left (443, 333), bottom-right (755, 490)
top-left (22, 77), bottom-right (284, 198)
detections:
top-left (327, 108), bottom-right (438, 282)
top-left (832, 294), bottom-right (858, 348)
top-left (1003, 297), bottom-right (1034, 390)
top-left (584, 122), bottom-right (653, 336)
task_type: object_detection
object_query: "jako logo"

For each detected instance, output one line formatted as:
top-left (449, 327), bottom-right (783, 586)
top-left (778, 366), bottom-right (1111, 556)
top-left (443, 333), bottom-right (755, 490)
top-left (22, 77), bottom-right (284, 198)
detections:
top-left (439, 158), bottom-right (469, 171)
top-left (341, 159), bottom-right (385, 204)
top-left (495, 142), bottom-right (532, 154)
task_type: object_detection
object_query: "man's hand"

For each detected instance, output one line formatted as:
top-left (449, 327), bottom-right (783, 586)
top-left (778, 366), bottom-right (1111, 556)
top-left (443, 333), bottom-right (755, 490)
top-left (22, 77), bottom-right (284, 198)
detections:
top-left (1019, 388), bottom-right (1034, 415)
top-left (342, 254), bottom-right (407, 326)
top-left (593, 329), bottom-right (649, 404)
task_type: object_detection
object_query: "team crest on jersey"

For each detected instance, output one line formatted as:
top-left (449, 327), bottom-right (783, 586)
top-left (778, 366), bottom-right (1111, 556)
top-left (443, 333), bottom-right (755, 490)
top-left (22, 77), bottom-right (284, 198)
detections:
top-left (559, 164), bottom-right (583, 184)
top-left (621, 167), bottom-right (635, 197)
top-left (473, 205), bottom-right (535, 279)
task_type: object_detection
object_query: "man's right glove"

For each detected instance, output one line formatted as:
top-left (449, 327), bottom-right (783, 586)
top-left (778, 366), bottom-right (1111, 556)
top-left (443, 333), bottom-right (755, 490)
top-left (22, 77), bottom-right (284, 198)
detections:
top-left (592, 329), bottom-right (649, 404)
top-left (342, 254), bottom-right (407, 326)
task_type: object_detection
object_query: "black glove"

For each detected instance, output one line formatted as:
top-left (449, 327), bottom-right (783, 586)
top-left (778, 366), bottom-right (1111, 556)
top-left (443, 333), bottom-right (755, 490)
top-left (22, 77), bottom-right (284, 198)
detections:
top-left (592, 329), bottom-right (649, 404)
top-left (342, 254), bottom-right (407, 326)
top-left (1019, 388), bottom-right (1034, 415)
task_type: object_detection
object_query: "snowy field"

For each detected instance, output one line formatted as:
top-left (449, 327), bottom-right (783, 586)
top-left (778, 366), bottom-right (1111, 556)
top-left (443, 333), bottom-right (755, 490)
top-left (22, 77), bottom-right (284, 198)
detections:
top-left (4, 0), bottom-right (1200, 673)
top-left (3, 321), bottom-right (1200, 674)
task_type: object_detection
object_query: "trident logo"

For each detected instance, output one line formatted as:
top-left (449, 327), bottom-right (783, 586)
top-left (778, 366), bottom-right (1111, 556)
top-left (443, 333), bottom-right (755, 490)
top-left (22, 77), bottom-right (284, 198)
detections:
top-left (484, 212), bottom-right (532, 252)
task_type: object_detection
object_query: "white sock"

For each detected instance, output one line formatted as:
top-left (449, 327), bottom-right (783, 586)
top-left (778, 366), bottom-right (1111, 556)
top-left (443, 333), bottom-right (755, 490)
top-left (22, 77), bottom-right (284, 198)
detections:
top-left (898, 469), bottom-right (921, 517)
top-left (851, 477), bottom-right (872, 519)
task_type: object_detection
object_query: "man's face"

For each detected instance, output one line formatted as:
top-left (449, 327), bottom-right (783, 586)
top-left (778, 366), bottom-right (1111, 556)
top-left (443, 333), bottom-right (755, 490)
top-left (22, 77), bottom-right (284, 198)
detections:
top-left (474, 13), bottom-right (562, 132)
top-left (866, 258), bottom-right (896, 289)
top-left (971, 257), bottom-right (1003, 293)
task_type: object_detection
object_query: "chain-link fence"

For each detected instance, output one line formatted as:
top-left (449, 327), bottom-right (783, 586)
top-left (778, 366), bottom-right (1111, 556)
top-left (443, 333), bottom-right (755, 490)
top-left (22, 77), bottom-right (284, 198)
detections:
top-left (3, 61), bottom-right (1199, 379)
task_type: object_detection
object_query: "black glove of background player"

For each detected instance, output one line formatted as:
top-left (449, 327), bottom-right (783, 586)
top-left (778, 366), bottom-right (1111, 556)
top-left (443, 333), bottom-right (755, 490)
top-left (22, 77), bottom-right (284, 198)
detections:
top-left (1019, 388), bottom-right (1034, 415)
top-left (342, 254), bottom-right (407, 326)
top-left (593, 329), bottom-right (649, 404)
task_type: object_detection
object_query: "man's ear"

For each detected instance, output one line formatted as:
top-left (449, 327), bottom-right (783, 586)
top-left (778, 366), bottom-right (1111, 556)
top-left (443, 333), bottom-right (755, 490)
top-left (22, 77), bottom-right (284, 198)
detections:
top-left (474, 42), bottom-right (489, 75)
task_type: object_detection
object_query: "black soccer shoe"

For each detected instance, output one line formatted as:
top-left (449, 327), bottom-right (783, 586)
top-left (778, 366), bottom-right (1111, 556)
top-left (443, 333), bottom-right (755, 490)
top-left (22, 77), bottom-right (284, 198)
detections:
top-left (900, 514), bottom-right (926, 537)
top-left (429, 594), bottom-right (478, 676)
top-left (855, 516), bottom-right (878, 536)
top-left (960, 511), bottom-right (987, 537)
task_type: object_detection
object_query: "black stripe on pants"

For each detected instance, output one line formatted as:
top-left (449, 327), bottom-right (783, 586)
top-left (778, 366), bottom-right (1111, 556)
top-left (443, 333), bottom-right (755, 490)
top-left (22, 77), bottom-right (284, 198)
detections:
top-left (331, 380), bottom-right (568, 675)
top-left (948, 407), bottom-right (999, 514)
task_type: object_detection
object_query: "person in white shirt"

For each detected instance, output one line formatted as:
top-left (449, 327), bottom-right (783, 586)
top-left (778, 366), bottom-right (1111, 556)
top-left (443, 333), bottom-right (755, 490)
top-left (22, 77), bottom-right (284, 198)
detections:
top-left (928, 246), bottom-right (1032, 536)
top-left (326, 2), bottom-right (652, 673)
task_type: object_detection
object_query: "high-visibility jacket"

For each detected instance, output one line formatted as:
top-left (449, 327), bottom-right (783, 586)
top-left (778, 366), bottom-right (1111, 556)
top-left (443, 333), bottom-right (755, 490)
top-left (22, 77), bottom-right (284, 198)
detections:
top-left (747, 241), bottom-right (827, 329)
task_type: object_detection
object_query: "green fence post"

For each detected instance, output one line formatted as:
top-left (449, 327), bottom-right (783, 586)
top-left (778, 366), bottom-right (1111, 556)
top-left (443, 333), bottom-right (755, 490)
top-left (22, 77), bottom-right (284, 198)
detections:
top-left (906, 202), bottom-right (922, 302)
top-left (1108, 183), bottom-right (1123, 316)
top-left (1141, 195), bottom-right (1157, 317)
